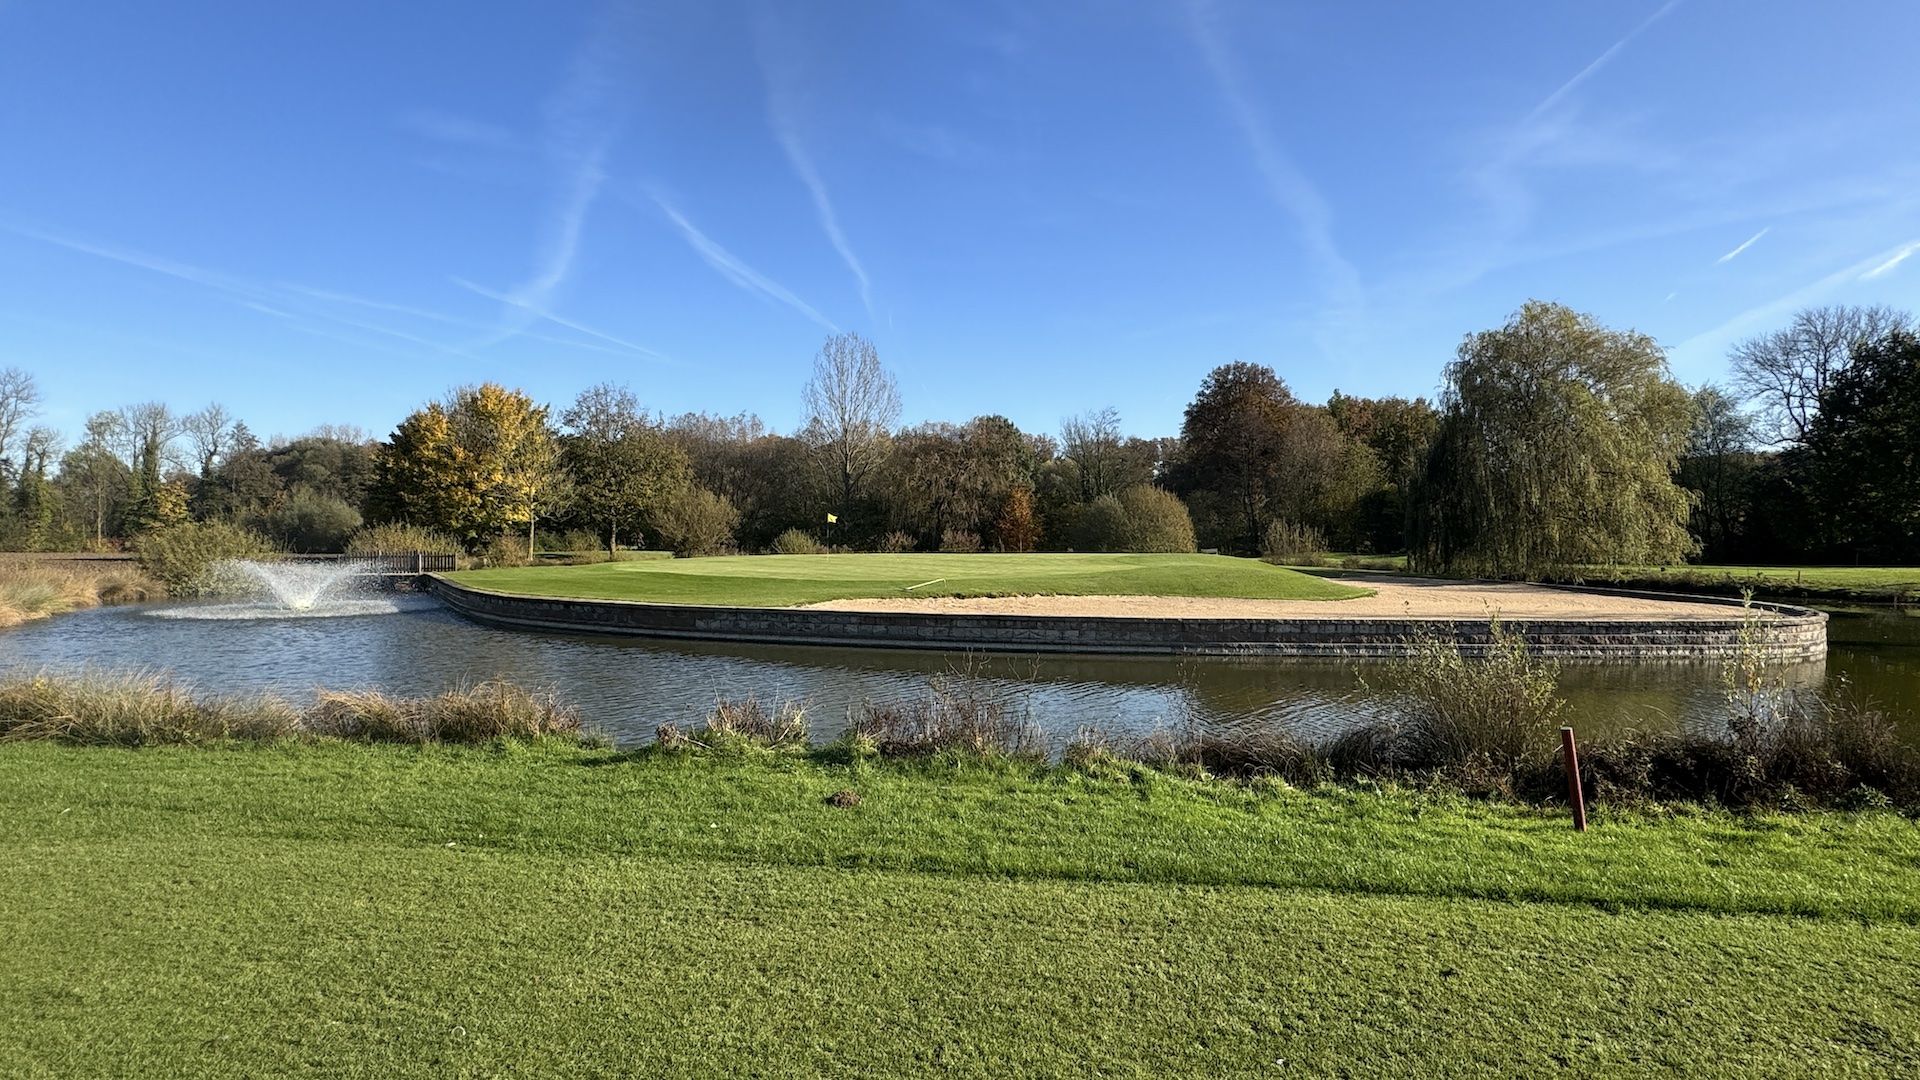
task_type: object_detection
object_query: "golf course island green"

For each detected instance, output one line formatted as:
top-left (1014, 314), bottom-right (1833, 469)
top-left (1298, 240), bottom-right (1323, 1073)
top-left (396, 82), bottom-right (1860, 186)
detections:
top-left (447, 552), bottom-right (1371, 608)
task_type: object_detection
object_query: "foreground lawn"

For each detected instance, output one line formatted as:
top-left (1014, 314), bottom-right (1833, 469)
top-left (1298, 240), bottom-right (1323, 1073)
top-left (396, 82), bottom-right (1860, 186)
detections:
top-left (3, 743), bottom-right (1919, 1077)
top-left (448, 551), bottom-right (1369, 607)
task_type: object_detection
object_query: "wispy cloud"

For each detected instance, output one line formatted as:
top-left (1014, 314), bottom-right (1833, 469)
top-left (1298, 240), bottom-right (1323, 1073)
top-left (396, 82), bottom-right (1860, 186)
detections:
top-left (1528, 0), bottom-right (1684, 120)
top-left (1861, 240), bottom-right (1920, 280)
top-left (452, 278), bottom-right (667, 358)
top-left (3, 221), bottom-right (649, 361)
top-left (1415, 3), bottom-right (1687, 298)
top-left (396, 108), bottom-right (521, 152)
top-left (463, 9), bottom-right (634, 351)
top-left (1715, 226), bottom-right (1769, 264)
top-left (1183, 0), bottom-right (1361, 311)
top-left (649, 193), bottom-right (839, 332)
top-left (1679, 235), bottom-right (1920, 355)
top-left (1, 223), bottom-right (463, 356)
top-left (755, 13), bottom-right (875, 323)
top-left (284, 283), bottom-right (645, 357)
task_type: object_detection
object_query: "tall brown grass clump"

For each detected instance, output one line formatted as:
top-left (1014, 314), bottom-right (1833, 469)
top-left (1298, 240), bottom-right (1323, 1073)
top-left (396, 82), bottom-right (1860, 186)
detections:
top-left (0, 671), bottom-right (300, 746)
top-left (0, 559), bottom-right (163, 627)
top-left (344, 522), bottom-right (465, 558)
top-left (655, 696), bottom-right (809, 751)
top-left (849, 675), bottom-right (1043, 759)
top-left (309, 681), bottom-right (582, 744)
top-left (0, 673), bottom-right (585, 747)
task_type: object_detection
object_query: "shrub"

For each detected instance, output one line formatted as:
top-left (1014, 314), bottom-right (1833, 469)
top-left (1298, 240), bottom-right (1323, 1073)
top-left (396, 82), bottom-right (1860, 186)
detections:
top-left (256, 491), bottom-right (363, 553)
top-left (1366, 621), bottom-right (1567, 784)
top-left (1261, 519), bottom-right (1326, 565)
top-left (535, 528), bottom-right (605, 554)
top-left (769, 528), bottom-right (826, 555)
top-left (1072, 495), bottom-right (1130, 552)
top-left (656, 696), bottom-right (808, 751)
top-left (345, 522), bottom-right (464, 558)
top-left (1339, 554), bottom-right (1404, 572)
top-left (474, 531), bottom-right (533, 568)
top-left (1115, 486), bottom-right (1196, 553)
top-left (656, 486), bottom-right (739, 557)
top-left (938, 528), bottom-right (982, 553)
top-left (135, 521), bottom-right (276, 597)
top-left (876, 530), bottom-right (917, 553)
top-left (848, 675), bottom-right (1042, 759)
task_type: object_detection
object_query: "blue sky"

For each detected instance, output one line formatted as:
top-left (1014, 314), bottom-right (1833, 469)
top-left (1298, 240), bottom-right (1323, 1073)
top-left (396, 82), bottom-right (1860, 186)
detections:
top-left (2, 0), bottom-right (1917, 446)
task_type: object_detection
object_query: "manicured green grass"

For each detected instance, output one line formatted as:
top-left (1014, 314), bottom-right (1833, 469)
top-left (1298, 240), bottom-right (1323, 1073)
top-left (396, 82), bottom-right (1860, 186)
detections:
top-left (1597, 564), bottom-right (1920, 599)
top-left (3, 742), bottom-right (1918, 1076)
top-left (448, 552), bottom-right (1370, 607)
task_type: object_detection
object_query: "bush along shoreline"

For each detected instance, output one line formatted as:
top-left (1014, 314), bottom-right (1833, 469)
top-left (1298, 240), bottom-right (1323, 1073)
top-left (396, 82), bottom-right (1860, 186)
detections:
top-left (9, 612), bottom-right (1913, 813)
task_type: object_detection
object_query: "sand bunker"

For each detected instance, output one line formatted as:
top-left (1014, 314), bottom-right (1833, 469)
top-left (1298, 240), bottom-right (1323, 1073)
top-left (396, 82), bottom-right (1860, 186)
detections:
top-left (803, 578), bottom-right (1750, 621)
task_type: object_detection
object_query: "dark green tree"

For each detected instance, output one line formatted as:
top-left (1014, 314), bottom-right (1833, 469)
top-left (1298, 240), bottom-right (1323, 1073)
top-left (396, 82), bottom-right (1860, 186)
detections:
top-left (1800, 331), bottom-right (1920, 562)
top-left (561, 383), bottom-right (691, 554)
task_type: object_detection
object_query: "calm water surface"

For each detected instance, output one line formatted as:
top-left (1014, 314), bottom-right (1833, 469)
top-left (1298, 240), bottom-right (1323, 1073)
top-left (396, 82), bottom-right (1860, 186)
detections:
top-left (3, 596), bottom-right (1915, 746)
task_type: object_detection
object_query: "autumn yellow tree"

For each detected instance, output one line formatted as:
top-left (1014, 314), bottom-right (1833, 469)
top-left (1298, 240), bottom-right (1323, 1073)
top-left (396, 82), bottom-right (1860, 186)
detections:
top-left (370, 384), bottom-right (563, 553)
top-left (994, 486), bottom-right (1039, 551)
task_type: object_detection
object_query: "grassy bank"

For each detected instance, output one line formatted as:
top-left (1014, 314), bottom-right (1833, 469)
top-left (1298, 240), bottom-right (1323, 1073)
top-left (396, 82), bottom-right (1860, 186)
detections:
top-left (1573, 564), bottom-right (1920, 603)
top-left (446, 551), bottom-right (1369, 607)
top-left (3, 740), bottom-right (1919, 1077)
top-left (0, 557), bottom-right (158, 628)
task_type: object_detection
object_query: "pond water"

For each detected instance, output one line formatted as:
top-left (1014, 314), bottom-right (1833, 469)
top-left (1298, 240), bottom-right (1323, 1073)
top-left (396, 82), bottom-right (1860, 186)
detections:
top-left (2, 595), bottom-right (1916, 747)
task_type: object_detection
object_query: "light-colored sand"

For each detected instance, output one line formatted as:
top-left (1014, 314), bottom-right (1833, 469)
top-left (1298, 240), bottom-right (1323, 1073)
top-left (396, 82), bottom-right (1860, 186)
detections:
top-left (803, 578), bottom-right (1751, 621)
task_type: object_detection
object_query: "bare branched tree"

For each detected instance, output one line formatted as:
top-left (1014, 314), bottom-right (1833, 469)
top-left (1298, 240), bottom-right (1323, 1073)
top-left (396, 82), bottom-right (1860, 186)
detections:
top-left (0, 366), bottom-right (42, 480)
top-left (111, 402), bottom-right (179, 473)
top-left (181, 403), bottom-right (237, 477)
top-left (1729, 304), bottom-right (1911, 445)
top-left (801, 332), bottom-right (900, 508)
top-left (1060, 407), bottom-right (1124, 501)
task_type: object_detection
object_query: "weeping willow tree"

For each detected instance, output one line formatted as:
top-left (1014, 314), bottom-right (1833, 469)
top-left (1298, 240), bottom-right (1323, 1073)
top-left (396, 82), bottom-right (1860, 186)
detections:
top-left (1411, 301), bottom-right (1696, 578)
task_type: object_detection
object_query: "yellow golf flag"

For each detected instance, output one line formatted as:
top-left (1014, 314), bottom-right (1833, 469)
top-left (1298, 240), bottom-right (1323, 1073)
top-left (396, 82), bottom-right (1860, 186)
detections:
top-left (826, 513), bottom-right (838, 524)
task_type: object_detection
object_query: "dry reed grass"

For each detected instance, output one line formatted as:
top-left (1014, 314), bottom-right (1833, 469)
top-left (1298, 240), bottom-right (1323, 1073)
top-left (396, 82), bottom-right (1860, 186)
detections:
top-left (0, 672), bottom-right (583, 747)
top-left (0, 559), bottom-right (160, 628)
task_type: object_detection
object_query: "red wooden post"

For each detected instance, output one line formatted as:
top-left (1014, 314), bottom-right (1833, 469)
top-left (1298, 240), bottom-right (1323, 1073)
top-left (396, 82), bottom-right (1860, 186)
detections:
top-left (1560, 726), bottom-right (1587, 832)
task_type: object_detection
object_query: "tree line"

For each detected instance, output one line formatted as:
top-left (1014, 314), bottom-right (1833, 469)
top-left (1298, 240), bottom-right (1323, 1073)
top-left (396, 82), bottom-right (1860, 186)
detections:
top-left (0, 299), bottom-right (1913, 573)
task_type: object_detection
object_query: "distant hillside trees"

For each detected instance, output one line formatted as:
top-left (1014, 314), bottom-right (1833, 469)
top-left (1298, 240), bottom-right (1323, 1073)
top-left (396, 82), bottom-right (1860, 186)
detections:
top-left (1412, 301), bottom-right (1695, 577)
top-left (31, 303), bottom-right (1920, 571)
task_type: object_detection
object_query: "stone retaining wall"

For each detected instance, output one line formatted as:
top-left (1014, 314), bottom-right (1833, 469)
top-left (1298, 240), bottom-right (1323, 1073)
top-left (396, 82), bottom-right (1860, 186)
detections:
top-left (427, 577), bottom-right (1827, 661)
